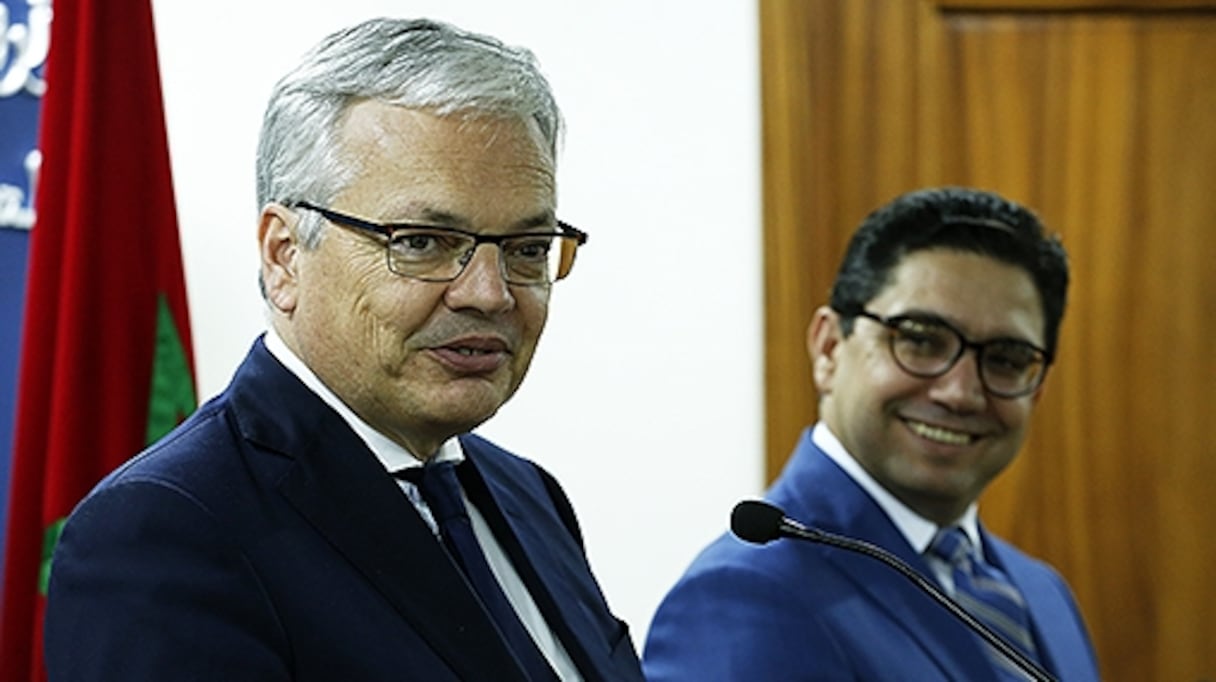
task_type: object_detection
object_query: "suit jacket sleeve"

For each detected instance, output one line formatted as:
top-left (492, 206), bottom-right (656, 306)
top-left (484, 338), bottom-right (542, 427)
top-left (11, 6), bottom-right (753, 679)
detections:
top-left (643, 536), bottom-right (855, 681)
top-left (46, 476), bottom-right (291, 680)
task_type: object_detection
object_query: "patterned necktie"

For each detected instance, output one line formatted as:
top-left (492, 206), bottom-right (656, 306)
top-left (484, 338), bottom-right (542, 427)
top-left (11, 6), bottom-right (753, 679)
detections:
top-left (397, 462), bottom-right (558, 681)
top-left (929, 527), bottom-right (1041, 680)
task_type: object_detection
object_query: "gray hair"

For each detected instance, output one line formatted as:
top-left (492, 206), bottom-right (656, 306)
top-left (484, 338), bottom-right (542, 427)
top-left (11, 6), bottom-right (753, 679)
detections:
top-left (255, 17), bottom-right (563, 247)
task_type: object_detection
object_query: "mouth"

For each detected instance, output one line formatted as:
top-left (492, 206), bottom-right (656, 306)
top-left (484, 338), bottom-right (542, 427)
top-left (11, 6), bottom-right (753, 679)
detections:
top-left (449, 346), bottom-right (500, 357)
top-left (905, 419), bottom-right (976, 446)
top-left (429, 336), bottom-right (513, 374)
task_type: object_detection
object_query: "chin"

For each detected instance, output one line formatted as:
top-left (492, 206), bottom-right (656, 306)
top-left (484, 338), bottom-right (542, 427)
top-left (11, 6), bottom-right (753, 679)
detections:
top-left (433, 403), bottom-right (502, 433)
top-left (893, 465), bottom-right (976, 503)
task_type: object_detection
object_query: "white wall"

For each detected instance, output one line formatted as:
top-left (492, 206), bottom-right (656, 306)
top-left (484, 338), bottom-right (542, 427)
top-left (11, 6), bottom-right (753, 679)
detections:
top-left (152, 0), bottom-right (764, 647)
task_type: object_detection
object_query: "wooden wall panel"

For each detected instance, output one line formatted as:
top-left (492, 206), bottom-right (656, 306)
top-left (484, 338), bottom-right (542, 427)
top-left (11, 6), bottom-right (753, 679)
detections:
top-left (761, 2), bottom-right (1216, 679)
top-left (761, 0), bottom-right (929, 462)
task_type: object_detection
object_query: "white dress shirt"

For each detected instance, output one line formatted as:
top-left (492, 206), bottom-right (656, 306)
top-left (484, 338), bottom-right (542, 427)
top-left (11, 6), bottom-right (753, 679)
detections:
top-left (812, 421), bottom-right (983, 595)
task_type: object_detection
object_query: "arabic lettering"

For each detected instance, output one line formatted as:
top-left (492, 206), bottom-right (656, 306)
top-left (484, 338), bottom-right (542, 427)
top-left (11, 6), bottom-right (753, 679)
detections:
top-left (1, 0), bottom-right (51, 98)
top-left (0, 149), bottom-right (38, 230)
top-left (1, 0), bottom-right (49, 231)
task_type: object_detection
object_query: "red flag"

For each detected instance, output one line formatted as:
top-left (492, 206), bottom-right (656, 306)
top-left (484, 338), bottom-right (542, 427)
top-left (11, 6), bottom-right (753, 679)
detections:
top-left (0, 0), bottom-right (197, 678)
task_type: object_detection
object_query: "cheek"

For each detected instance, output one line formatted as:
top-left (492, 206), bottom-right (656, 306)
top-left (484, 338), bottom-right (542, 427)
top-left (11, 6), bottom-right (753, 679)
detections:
top-left (849, 345), bottom-right (915, 402)
top-left (330, 270), bottom-right (395, 329)
top-left (507, 290), bottom-right (550, 372)
top-left (515, 286), bottom-right (550, 330)
top-left (299, 244), bottom-right (384, 306)
top-left (311, 260), bottom-right (439, 359)
top-left (994, 398), bottom-right (1035, 432)
top-left (363, 282), bottom-right (445, 341)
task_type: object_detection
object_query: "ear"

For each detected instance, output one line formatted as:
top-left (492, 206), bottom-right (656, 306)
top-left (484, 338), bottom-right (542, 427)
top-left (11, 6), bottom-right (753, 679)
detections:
top-left (258, 203), bottom-right (300, 314)
top-left (808, 306), bottom-right (843, 393)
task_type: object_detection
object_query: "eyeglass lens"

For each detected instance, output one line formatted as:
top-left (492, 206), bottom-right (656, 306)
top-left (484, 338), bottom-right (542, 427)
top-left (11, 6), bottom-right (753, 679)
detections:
top-left (885, 317), bottom-right (1045, 397)
top-left (386, 229), bottom-right (575, 284)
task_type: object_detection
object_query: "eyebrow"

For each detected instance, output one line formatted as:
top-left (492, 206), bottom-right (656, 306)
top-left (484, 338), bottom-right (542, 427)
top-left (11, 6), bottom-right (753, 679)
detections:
top-left (401, 206), bottom-right (557, 233)
top-left (888, 309), bottom-right (1041, 346)
top-left (884, 308), bottom-right (951, 325)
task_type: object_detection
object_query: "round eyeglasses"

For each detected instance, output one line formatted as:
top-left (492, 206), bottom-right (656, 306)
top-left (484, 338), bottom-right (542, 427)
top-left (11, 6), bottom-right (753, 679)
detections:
top-left (847, 308), bottom-right (1052, 398)
top-left (292, 201), bottom-right (587, 286)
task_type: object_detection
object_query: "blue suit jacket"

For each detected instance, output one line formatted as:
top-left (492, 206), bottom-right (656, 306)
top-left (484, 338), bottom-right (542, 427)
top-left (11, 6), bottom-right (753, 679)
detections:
top-left (45, 339), bottom-right (642, 681)
top-left (643, 428), bottom-right (1099, 681)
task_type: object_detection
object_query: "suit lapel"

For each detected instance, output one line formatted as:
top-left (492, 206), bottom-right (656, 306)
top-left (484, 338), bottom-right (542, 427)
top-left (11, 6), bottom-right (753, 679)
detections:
top-left (460, 440), bottom-right (616, 681)
top-left (817, 521), bottom-right (999, 681)
top-left (988, 536), bottom-right (1095, 681)
top-left (772, 431), bottom-right (1000, 681)
top-left (229, 342), bottom-right (528, 681)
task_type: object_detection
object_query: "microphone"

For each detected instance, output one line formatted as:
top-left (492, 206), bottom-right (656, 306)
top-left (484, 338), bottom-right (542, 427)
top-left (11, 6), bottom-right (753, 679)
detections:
top-left (731, 500), bottom-right (1057, 682)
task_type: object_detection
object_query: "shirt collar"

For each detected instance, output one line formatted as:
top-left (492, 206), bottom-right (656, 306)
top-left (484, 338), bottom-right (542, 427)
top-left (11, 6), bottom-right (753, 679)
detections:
top-left (262, 328), bottom-right (464, 473)
top-left (812, 422), bottom-right (982, 555)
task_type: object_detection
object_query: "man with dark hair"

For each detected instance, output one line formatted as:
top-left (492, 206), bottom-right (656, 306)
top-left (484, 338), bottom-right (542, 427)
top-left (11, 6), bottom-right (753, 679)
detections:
top-left (44, 18), bottom-right (643, 681)
top-left (644, 187), bottom-right (1099, 681)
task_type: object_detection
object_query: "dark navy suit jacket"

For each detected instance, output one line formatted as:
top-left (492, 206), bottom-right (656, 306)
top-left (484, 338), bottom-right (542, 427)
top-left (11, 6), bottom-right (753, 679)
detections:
top-left (45, 339), bottom-right (642, 681)
top-left (643, 427), bottom-right (1099, 681)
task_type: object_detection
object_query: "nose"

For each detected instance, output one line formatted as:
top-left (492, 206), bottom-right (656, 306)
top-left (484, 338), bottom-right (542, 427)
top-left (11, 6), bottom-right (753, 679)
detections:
top-left (926, 348), bottom-right (988, 412)
top-left (443, 244), bottom-right (515, 314)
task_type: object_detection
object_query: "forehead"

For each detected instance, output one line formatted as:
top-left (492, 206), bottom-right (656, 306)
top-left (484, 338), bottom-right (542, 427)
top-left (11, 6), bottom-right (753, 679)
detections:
top-left (872, 249), bottom-right (1046, 343)
top-left (333, 100), bottom-right (555, 223)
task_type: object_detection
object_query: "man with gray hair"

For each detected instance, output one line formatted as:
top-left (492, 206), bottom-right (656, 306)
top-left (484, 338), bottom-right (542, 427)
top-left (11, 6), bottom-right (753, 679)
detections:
top-left (44, 18), bottom-right (643, 681)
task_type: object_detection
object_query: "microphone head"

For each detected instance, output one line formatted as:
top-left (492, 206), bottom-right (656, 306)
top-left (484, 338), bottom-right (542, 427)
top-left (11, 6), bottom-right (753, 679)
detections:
top-left (731, 500), bottom-right (786, 545)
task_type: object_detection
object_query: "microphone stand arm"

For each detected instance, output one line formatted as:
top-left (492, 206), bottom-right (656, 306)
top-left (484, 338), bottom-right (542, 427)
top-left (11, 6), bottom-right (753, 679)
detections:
top-left (780, 520), bottom-right (1057, 682)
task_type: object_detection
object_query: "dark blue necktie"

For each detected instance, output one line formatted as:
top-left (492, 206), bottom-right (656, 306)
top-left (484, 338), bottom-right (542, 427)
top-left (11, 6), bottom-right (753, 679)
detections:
top-left (398, 462), bottom-right (557, 681)
top-left (929, 527), bottom-right (1042, 680)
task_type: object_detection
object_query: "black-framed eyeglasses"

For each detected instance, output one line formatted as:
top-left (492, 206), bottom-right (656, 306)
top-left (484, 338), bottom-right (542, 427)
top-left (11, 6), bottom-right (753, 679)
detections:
top-left (292, 201), bottom-right (587, 286)
top-left (845, 308), bottom-right (1052, 398)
